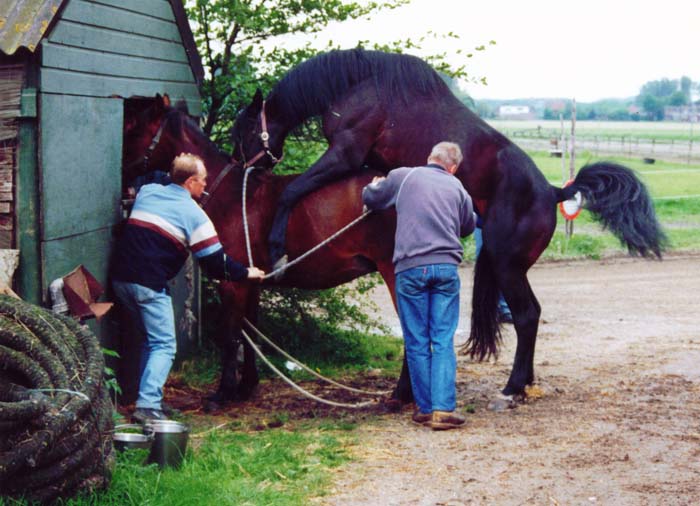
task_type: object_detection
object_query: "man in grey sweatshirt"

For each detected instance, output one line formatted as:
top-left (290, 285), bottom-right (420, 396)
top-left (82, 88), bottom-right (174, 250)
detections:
top-left (362, 141), bottom-right (476, 430)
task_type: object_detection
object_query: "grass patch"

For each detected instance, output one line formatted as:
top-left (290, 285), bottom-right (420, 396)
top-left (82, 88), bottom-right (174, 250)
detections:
top-left (2, 427), bottom-right (351, 506)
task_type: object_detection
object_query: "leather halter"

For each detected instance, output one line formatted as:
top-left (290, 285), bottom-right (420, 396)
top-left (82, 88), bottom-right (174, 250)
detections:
top-left (202, 101), bottom-right (283, 209)
top-left (233, 100), bottom-right (283, 170)
top-left (123, 114), bottom-right (169, 173)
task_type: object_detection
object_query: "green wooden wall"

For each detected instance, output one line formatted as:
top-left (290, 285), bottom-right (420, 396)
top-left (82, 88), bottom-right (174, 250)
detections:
top-left (22, 0), bottom-right (202, 353)
top-left (43, 0), bottom-right (200, 114)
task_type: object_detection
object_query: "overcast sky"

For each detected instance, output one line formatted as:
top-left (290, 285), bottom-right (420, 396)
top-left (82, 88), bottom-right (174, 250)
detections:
top-left (293, 0), bottom-right (698, 102)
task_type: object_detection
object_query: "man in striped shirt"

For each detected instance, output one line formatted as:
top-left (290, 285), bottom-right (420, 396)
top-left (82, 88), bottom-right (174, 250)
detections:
top-left (112, 153), bottom-right (264, 423)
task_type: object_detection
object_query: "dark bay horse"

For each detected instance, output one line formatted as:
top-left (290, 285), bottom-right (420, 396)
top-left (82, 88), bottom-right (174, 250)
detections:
top-left (122, 95), bottom-right (411, 404)
top-left (231, 48), bottom-right (666, 397)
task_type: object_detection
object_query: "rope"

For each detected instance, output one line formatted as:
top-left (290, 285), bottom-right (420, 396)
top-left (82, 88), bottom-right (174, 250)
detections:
top-left (263, 209), bottom-right (373, 280)
top-left (241, 169), bottom-right (373, 279)
top-left (242, 166), bottom-right (260, 266)
top-left (242, 318), bottom-right (390, 396)
top-left (239, 328), bottom-right (379, 409)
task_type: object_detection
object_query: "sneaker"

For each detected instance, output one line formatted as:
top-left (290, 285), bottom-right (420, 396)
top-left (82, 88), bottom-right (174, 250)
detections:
top-left (411, 409), bottom-right (432, 425)
top-left (132, 408), bottom-right (169, 424)
top-left (429, 410), bottom-right (466, 431)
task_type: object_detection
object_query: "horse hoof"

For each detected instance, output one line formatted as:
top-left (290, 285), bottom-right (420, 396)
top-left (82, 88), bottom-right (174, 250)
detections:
top-left (382, 398), bottom-right (404, 413)
top-left (203, 397), bottom-right (225, 413)
top-left (487, 394), bottom-right (517, 412)
top-left (271, 255), bottom-right (288, 281)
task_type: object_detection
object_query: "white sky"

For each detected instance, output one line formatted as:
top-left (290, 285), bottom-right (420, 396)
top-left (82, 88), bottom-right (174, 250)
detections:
top-left (285, 0), bottom-right (699, 102)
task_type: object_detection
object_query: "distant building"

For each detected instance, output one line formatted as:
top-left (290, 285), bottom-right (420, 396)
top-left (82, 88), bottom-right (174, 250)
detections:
top-left (498, 105), bottom-right (535, 119)
top-left (664, 105), bottom-right (700, 122)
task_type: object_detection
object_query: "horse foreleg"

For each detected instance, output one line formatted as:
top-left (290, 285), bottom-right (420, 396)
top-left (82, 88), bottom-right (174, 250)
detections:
top-left (376, 260), bottom-right (414, 406)
top-left (237, 287), bottom-right (261, 400)
top-left (270, 134), bottom-right (373, 264)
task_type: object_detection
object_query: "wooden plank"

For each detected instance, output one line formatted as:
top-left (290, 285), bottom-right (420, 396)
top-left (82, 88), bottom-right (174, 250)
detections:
top-left (91, 0), bottom-right (173, 21)
top-left (17, 117), bottom-right (40, 303)
top-left (61, 0), bottom-right (181, 43)
top-left (41, 226), bottom-right (114, 304)
top-left (0, 192), bottom-right (13, 201)
top-left (39, 94), bottom-right (122, 240)
top-left (40, 68), bottom-right (201, 115)
top-left (48, 20), bottom-right (189, 63)
top-left (42, 42), bottom-right (196, 83)
top-left (0, 203), bottom-right (10, 213)
top-left (0, 169), bottom-right (13, 182)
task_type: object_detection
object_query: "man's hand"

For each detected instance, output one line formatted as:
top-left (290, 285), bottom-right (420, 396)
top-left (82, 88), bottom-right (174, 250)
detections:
top-left (371, 176), bottom-right (386, 185)
top-left (247, 267), bottom-right (265, 280)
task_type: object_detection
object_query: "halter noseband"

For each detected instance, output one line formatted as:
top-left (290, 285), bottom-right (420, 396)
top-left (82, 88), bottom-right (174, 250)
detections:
top-left (123, 114), bottom-right (169, 173)
top-left (235, 100), bottom-right (283, 169)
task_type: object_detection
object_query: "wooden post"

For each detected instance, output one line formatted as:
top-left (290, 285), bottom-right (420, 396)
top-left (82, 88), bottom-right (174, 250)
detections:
top-left (566, 99), bottom-right (576, 238)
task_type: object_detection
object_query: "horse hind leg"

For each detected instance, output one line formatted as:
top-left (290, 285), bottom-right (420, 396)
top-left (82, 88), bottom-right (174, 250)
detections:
top-left (496, 267), bottom-right (541, 397)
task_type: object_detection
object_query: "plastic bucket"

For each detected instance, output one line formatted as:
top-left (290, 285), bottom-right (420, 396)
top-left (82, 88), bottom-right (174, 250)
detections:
top-left (145, 420), bottom-right (189, 468)
top-left (113, 424), bottom-right (154, 452)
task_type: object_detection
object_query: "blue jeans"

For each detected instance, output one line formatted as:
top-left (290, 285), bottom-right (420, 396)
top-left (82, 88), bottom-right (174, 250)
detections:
top-left (396, 264), bottom-right (460, 414)
top-left (113, 281), bottom-right (176, 410)
top-left (474, 226), bottom-right (511, 316)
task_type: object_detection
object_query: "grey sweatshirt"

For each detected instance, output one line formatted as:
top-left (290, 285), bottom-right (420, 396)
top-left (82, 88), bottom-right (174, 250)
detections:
top-left (362, 163), bottom-right (476, 274)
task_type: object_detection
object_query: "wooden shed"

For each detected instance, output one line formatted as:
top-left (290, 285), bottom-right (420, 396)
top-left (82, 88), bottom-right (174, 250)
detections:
top-left (0, 0), bottom-right (204, 351)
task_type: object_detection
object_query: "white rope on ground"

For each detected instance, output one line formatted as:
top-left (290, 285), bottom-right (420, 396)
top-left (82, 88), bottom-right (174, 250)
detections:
top-left (239, 328), bottom-right (379, 409)
top-left (242, 317), bottom-right (391, 396)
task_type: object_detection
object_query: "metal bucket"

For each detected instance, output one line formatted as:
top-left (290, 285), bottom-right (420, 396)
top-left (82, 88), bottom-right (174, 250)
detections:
top-left (113, 424), bottom-right (154, 452)
top-left (145, 420), bottom-right (189, 468)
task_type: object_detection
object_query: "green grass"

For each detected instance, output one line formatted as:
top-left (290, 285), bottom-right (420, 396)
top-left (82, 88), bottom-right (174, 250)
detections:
top-left (2, 427), bottom-right (351, 506)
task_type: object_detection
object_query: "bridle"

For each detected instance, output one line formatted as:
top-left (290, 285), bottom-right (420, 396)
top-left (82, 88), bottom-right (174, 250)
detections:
top-left (202, 100), bottom-right (283, 208)
top-left (123, 113), bottom-right (170, 174)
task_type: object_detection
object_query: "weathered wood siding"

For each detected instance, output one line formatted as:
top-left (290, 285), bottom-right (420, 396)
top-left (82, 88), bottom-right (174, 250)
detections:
top-left (0, 64), bottom-right (23, 249)
top-left (42, 0), bottom-right (201, 114)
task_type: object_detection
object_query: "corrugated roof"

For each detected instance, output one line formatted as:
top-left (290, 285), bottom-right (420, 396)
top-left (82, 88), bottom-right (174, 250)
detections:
top-left (0, 0), bottom-right (203, 88)
top-left (0, 0), bottom-right (65, 55)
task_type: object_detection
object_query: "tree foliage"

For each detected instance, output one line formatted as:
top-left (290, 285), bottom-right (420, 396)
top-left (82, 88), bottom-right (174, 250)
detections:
top-left (636, 76), bottom-right (693, 120)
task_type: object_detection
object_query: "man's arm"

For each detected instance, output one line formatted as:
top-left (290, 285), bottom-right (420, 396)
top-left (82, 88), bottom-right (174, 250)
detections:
top-left (198, 249), bottom-right (264, 281)
top-left (362, 170), bottom-right (406, 211)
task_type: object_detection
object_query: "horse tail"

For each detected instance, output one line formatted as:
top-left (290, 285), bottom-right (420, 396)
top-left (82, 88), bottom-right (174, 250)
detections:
top-left (461, 246), bottom-right (502, 360)
top-left (554, 161), bottom-right (667, 258)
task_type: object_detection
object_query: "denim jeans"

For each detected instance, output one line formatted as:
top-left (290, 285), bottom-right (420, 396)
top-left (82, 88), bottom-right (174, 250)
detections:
top-left (113, 281), bottom-right (176, 410)
top-left (396, 264), bottom-right (460, 414)
top-left (474, 226), bottom-right (511, 316)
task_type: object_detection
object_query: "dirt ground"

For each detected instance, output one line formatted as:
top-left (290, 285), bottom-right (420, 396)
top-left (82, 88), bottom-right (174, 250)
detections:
top-left (163, 253), bottom-right (700, 505)
top-left (315, 253), bottom-right (700, 506)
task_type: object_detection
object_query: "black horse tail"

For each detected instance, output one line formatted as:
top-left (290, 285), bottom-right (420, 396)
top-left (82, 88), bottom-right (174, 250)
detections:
top-left (555, 162), bottom-right (667, 258)
top-left (461, 245), bottom-right (502, 360)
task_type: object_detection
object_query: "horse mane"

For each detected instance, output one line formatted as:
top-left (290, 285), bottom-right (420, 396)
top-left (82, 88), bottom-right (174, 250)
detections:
top-left (163, 107), bottom-right (229, 162)
top-left (272, 48), bottom-right (450, 125)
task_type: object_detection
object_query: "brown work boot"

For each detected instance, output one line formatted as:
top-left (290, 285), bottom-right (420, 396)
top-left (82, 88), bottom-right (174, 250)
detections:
top-left (411, 409), bottom-right (432, 425)
top-left (430, 410), bottom-right (466, 431)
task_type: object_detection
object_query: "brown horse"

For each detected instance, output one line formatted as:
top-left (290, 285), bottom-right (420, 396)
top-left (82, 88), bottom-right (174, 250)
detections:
top-left (121, 95), bottom-right (412, 404)
top-left (231, 48), bottom-right (666, 397)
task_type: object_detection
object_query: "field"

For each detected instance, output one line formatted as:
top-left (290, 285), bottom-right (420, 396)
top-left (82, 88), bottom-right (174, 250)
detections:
top-left (488, 119), bottom-right (700, 142)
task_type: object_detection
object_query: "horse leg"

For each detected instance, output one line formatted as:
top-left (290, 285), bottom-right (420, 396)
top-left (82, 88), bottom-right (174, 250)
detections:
top-left (206, 282), bottom-right (257, 409)
top-left (269, 132), bottom-right (375, 265)
top-left (495, 267), bottom-right (541, 396)
top-left (237, 286), bottom-right (261, 400)
top-left (376, 260), bottom-right (414, 406)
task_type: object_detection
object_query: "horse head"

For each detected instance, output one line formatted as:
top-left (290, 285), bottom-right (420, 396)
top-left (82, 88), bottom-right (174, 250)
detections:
top-left (230, 88), bottom-right (285, 171)
top-left (122, 94), bottom-right (199, 185)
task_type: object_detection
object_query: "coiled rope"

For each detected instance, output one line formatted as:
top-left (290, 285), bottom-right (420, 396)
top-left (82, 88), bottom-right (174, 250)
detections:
top-left (0, 295), bottom-right (114, 503)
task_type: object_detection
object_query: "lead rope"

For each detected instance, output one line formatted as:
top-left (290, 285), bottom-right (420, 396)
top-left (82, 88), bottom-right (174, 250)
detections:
top-left (239, 327), bottom-right (379, 409)
top-left (243, 317), bottom-right (390, 396)
top-left (241, 166), bottom-right (373, 279)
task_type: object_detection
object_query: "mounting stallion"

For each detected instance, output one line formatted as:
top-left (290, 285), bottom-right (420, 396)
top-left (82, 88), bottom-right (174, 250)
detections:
top-left (231, 48), bottom-right (666, 397)
top-left (122, 95), bottom-right (408, 405)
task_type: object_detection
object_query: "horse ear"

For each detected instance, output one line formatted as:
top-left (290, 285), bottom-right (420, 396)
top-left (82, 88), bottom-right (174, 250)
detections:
top-left (163, 94), bottom-right (171, 107)
top-left (251, 88), bottom-right (263, 111)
